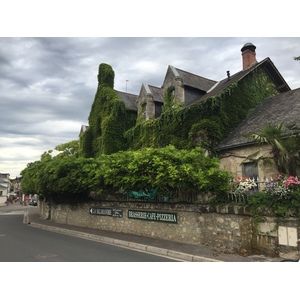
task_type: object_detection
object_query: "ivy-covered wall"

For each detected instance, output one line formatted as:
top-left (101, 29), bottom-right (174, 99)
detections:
top-left (125, 68), bottom-right (278, 154)
top-left (80, 64), bottom-right (278, 159)
top-left (80, 63), bottom-right (136, 157)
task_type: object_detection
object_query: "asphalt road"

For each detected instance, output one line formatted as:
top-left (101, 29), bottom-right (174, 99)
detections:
top-left (0, 212), bottom-right (175, 262)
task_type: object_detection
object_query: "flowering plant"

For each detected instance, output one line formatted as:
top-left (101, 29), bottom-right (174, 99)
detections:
top-left (247, 174), bottom-right (300, 217)
top-left (265, 174), bottom-right (299, 200)
top-left (230, 176), bottom-right (257, 196)
top-left (284, 175), bottom-right (299, 187)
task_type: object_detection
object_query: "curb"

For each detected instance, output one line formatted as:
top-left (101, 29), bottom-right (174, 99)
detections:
top-left (28, 221), bottom-right (223, 262)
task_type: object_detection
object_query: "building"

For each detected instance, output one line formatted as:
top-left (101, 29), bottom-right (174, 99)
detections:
top-left (80, 42), bottom-right (294, 177)
top-left (0, 173), bottom-right (11, 206)
top-left (216, 87), bottom-right (300, 181)
top-left (135, 42), bottom-right (289, 121)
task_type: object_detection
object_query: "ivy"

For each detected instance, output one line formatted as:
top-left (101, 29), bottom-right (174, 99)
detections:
top-left (126, 67), bottom-right (277, 154)
top-left (80, 64), bottom-right (136, 157)
top-left (81, 64), bottom-right (277, 156)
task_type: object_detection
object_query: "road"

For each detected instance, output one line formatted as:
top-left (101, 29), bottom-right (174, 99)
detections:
top-left (0, 205), bottom-right (175, 262)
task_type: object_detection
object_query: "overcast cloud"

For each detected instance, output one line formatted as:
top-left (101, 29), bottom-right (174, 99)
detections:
top-left (1, 36), bottom-right (300, 178)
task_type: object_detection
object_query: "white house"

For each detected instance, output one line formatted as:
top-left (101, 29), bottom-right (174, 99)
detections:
top-left (0, 174), bottom-right (10, 206)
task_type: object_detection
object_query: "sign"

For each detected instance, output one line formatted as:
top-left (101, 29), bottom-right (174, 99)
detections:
top-left (89, 207), bottom-right (123, 218)
top-left (128, 210), bottom-right (177, 224)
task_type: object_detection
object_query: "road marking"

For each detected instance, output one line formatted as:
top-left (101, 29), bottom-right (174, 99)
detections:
top-left (35, 253), bottom-right (59, 260)
top-left (0, 211), bottom-right (25, 215)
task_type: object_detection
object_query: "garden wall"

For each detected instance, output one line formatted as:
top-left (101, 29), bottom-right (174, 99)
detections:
top-left (38, 200), bottom-right (300, 258)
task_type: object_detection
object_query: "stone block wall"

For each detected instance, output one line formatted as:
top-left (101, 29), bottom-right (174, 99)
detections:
top-left (38, 200), bottom-right (300, 258)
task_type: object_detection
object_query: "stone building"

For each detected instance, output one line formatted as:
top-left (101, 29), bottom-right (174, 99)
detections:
top-left (135, 84), bottom-right (163, 120)
top-left (80, 42), bottom-right (295, 179)
top-left (132, 42), bottom-right (298, 182)
top-left (136, 66), bottom-right (217, 120)
top-left (216, 87), bottom-right (300, 181)
top-left (135, 43), bottom-right (290, 121)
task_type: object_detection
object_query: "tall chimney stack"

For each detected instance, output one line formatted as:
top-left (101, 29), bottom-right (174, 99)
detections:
top-left (241, 43), bottom-right (257, 70)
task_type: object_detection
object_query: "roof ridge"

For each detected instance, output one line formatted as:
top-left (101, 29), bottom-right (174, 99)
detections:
top-left (115, 90), bottom-right (138, 97)
top-left (173, 66), bottom-right (217, 83)
top-left (147, 84), bottom-right (162, 89)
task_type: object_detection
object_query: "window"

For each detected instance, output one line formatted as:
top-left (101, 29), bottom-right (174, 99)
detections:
top-left (243, 162), bottom-right (259, 192)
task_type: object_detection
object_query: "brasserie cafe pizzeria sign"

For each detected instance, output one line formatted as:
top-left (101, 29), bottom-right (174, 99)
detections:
top-left (128, 210), bottom-right (177, 224)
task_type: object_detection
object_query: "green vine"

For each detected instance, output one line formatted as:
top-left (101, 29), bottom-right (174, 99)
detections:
top-left (80, 64), bottom-right (136, 157)
top-left (126, 67), bottom-right (277, 153)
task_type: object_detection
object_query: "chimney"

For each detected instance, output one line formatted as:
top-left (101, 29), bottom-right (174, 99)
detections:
top-left (241, 43), bottom-right (257, 70)
top-left (226, 70), bottom-right (230, 81)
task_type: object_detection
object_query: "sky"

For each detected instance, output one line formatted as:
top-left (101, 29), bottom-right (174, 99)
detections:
top-left (1, 2), bottom-right (300, 179)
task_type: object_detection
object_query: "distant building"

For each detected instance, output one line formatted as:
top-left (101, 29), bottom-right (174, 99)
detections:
top-left (0, 173), bottom-right (10, 206)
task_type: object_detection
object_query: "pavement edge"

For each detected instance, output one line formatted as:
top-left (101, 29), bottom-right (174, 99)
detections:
top-left (27, 221), bottom-right (223, 262)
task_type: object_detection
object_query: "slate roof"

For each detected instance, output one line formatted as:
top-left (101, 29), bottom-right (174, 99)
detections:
top-left (216, 87), bottom-right (300, 151)
top-left (188, 58), bottom-right (290, 107)
top-left (174, 66), bottom-right (217, 92)
top-left (116, 90), bottom-right (138, 111)
top-left (79, 91), bottom-right (138, 136)
top-left (145, 84), bottom-right (164, 103)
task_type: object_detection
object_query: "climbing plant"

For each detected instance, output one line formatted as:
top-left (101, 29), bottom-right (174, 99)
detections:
top-left (80, 63), bottom-right (136, 157)
top-left (126, 67), bottom-right (277, 154)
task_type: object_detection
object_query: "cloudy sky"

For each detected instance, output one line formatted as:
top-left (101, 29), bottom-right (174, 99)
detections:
top-left (1, 2), bottom-right (300, 178)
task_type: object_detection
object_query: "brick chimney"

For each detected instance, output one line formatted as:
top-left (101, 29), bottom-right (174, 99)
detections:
top-left (241, 43), bottom-right (257, 70)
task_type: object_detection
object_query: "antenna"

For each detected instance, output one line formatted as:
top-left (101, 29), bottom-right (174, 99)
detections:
top-left (126, 79), bottom-right (129, 92)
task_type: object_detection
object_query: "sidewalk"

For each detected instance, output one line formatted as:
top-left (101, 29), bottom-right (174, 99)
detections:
top-left (26, 210), bottom-right (280, 262)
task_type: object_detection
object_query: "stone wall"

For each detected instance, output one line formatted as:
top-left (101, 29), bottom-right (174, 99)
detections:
top-left (219, 143), bottom-right (277, 180)
top-left (38, 200), bottom-right (300, 258)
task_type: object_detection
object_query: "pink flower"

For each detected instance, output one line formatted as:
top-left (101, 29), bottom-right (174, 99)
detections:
top-left (284, 176), bottom-right (299, 187)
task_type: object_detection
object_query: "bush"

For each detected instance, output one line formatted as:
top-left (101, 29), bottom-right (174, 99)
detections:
top-left (21, 145), bottom-right (231, 204)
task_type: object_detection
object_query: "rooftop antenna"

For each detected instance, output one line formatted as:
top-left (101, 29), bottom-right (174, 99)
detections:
top-left (126, 79), bottom-right (129, 92)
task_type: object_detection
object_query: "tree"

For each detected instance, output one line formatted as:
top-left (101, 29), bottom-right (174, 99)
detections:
top-left (247, 121), bottom-right (300, 175)
top-left (55, 140), bottom-right (79, 158)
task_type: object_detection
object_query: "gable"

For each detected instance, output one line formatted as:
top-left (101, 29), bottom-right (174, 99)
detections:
top-left (148, 85), bottom-right (164, 103)
top-left (137, 84), bottom-right (163, 103)
top-left (188, 58), bottom-right (290, 107)
top-left (162, 65), bottom-right (217, 93)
